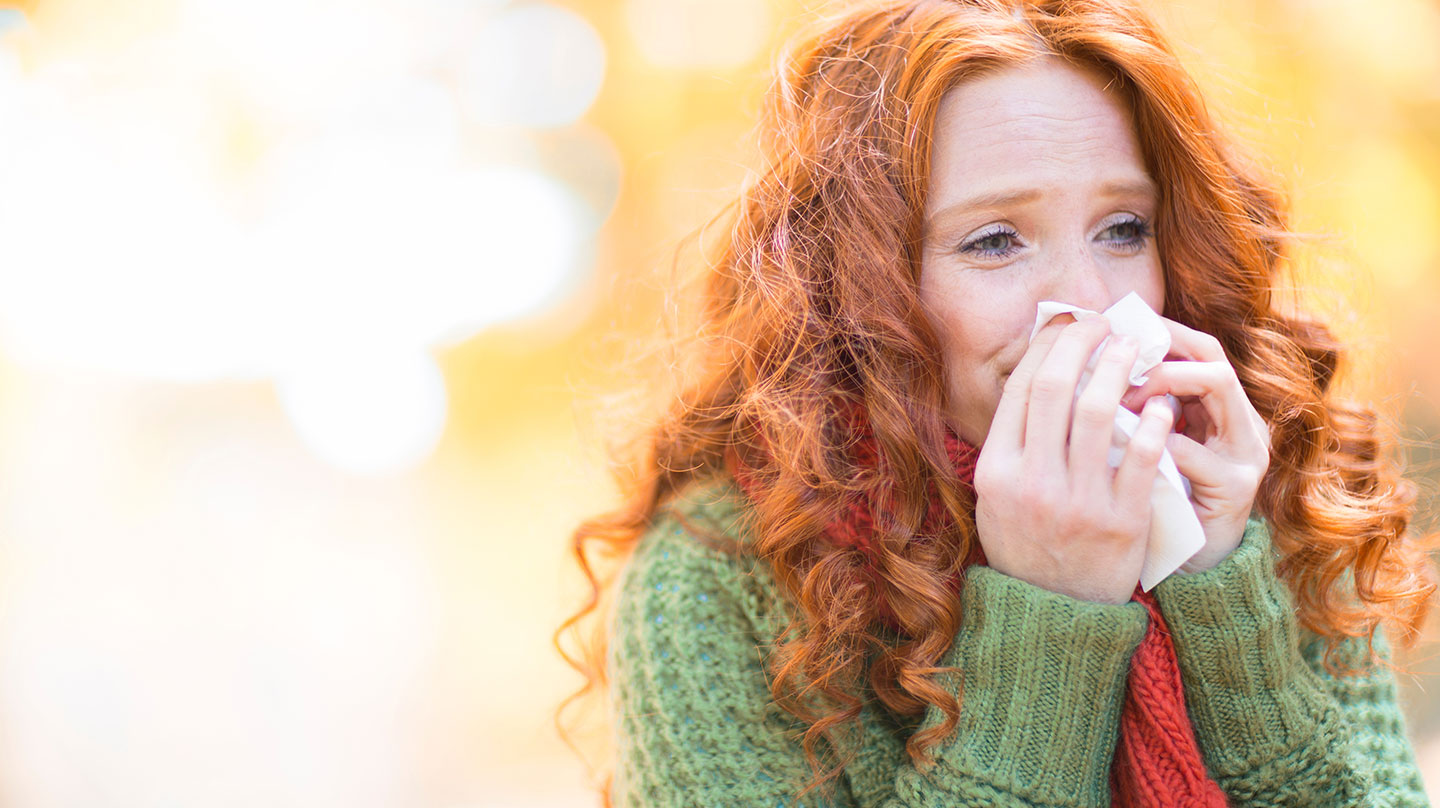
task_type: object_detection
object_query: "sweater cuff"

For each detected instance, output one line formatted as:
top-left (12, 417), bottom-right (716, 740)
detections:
top-left (1153, 518), bottom-right (1328, 775)
top-left (930, 565), bottom-right (1148, 807)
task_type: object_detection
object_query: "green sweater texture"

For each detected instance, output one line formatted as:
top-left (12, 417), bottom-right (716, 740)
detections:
top-left (608, 478), bottom-right (1433, 807)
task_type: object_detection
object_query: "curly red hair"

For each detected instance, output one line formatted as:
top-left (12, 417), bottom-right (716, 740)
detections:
top-left (556, 0), bottom-right (1438, 801)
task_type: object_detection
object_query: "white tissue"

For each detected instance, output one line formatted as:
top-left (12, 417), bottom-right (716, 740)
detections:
top-left (1028, 292), bottom-right (1206, 590)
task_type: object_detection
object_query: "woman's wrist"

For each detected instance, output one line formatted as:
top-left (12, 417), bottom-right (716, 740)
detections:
top-left (933, 565), bottom-right (1148, 802)
top-left (1175, 514), bottom-right (1248, 574)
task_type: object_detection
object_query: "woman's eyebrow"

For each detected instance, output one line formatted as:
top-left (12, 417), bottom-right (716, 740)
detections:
top-left (1095, 178), bottom-right (1158, 200)
top-left (923, 178), bottom-right (1157, 235)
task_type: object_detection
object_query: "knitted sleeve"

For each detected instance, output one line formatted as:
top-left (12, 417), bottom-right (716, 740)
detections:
top-left (609, 480), bottom-right (1150, 808)
top-left (1153, 518), bottom-right (1432, 806)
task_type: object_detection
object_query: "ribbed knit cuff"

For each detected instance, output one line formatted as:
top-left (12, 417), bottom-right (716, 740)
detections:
top-left (1153, 518), bottom-right (1331, 777)
top-left (930, 566), bottom-right (1149, 807)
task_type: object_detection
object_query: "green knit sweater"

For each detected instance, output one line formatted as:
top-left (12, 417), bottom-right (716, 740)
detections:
top-left (608, 478), bottom-right (1432, 807)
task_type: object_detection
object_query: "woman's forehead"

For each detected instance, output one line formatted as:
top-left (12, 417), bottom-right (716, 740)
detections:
top-left (925, 60), bottom-right (1153, 214)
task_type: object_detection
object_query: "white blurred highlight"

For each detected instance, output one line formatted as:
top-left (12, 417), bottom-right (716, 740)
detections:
top-left (463, 3), bottom-right (607, 128)
top-left (277, 349), bottom-right (448, 477)
top-left (0, 0), bottom-right (610, 476)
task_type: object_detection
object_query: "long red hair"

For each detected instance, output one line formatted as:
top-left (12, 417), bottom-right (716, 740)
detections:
top-left (556, 0), bottom-right (1437, 801)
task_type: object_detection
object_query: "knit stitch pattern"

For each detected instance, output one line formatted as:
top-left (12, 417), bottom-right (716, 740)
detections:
top-left (608, 478), bottom-right (1433, 807)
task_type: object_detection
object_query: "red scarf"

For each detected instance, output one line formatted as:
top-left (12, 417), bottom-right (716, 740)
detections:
top-left (728, 425), bottom-right (1227, 807)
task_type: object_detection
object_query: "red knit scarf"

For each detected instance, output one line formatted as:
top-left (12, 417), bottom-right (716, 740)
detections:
top-left (728, 425), bottom-right (1227, 807)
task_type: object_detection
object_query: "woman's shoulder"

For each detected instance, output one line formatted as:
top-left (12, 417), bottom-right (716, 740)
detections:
top-left (643, 475), bottom-right (759, 561)
top-left (618, 475), bottom-right (782, 616)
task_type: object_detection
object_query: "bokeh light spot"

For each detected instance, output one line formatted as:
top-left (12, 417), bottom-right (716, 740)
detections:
top-left (463, 3), bottom-right (606, 128)
top-left (277, 349), bottom-right (448, 476)
top-left (0, 9), bottom-right (26, 34)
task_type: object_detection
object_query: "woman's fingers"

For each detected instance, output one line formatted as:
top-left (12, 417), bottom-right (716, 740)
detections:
top-left (985, 318), bottom-right (1068, 451)
top-left (1121, 361), bottom-right (1245, 438)
top-left (1112, 397), bottom-right (1173, 514)
top-left (1164, 430), bottom-right (1226, 486)
top-left (1023, 316), bottom-right (1111, 466)
top-left (1157, 317), bottom-right (1227, 362)
top-left (1067, 334), bottom-right (1138, 485)
top-left (1167, 429), bottom-right (1266, 497)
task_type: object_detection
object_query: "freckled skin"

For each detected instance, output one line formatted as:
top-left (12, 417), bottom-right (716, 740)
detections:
top-left (919, 59), bottom-right (1166, 445)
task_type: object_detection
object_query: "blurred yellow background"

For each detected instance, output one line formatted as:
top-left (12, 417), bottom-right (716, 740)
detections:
top-left (0, 0), bottom-right (1435, 805)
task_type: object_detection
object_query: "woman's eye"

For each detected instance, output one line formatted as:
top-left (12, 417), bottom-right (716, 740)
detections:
top-left (1098, 216), bottom-right (1153, 251)
top-left (959, 227), bottom-right (1021, 258)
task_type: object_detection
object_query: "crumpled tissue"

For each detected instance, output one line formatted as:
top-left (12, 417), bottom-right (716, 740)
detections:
top-left (1028, 291), bottom-right (1205, 590)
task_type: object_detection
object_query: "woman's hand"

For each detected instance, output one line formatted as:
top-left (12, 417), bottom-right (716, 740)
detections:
top-left (1119, 318), bottom-right (1271, 574)
top-left (974, 316), bottom-right (1175, 604)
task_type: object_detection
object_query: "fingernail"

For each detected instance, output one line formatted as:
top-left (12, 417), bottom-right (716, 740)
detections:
top-left (1118, 335), bottom-right (1138, 351)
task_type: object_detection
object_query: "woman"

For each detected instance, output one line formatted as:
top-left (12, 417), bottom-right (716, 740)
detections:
top-left (558, 0), bottom-right (1437, 805)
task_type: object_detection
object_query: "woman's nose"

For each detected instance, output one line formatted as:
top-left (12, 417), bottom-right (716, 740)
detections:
top-left (1041, 244), bottom-right (1115, 313)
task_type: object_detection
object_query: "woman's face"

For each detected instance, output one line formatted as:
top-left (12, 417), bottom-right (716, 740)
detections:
top-left (919, 58), bottom-right (1165, 445)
